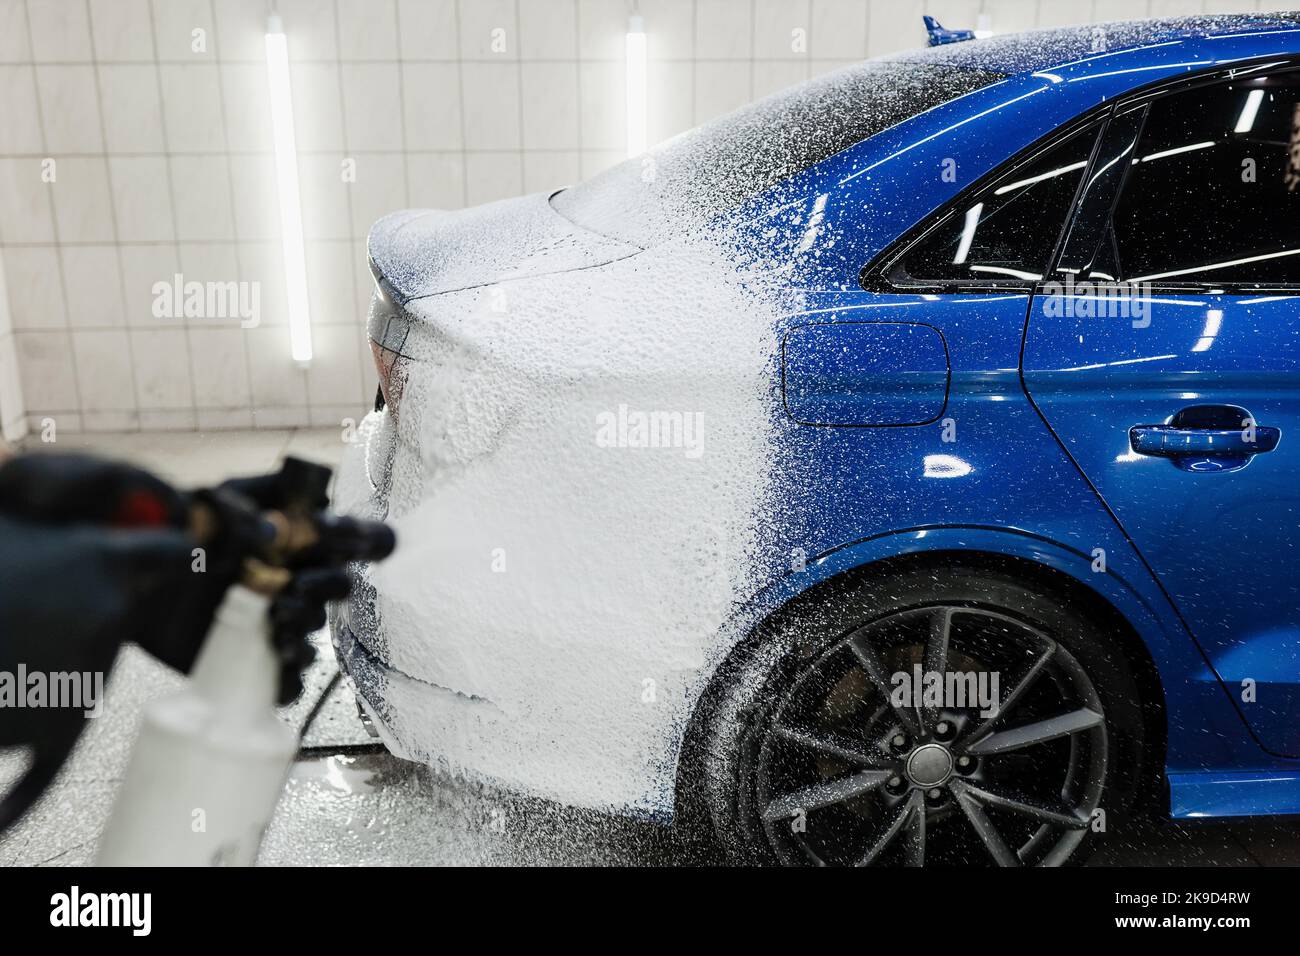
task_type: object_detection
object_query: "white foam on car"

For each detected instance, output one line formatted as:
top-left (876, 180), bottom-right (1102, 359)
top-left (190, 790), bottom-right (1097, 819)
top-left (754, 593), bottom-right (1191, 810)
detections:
top-left (336, 222), bottom-right (786, 813)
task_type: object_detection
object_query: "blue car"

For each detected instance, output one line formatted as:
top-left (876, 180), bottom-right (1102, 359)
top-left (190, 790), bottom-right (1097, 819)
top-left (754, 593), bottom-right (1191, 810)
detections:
top-left (333, 13), bottom-right (1300, 866)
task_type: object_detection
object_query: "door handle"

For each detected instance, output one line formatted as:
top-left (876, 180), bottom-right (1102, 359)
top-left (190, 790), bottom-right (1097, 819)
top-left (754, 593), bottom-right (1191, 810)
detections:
top-left (1130, 404), bottom-right (1281, 472)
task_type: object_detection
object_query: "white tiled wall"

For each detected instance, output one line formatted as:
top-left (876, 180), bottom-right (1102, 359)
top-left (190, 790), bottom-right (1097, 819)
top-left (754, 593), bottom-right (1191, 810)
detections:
top-left (0, 0), bottom-right (1281, 434)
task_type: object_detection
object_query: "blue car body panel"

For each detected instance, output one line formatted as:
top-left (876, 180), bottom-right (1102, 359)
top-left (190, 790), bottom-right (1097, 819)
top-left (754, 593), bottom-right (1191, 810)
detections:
top-left (700, 18), bottom-right (1300, 819)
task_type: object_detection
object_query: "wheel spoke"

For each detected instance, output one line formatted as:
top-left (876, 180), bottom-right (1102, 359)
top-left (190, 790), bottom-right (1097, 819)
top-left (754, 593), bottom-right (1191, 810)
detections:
top-left (959, 782), bottom-right (1088, 830)
top-left (965, 707), bottom-right (1102, 756)
top-left (951, 780), bottom-right (1021, 867)
top-left (920, 608), bottom-right (954, 731)
top-left (771, 725), bottom-right (885, 768)
top-left (762, 770), bottom-right (893, 823)
top-left (791, 832), bottom-right (828, 867)
top-left (902, 792), bottom-right (927, 867)
top-left (855, 791), bottom-right (922, 866)
top-left (923, 607), bottom-right (953, 677)
top-left (848, 630), bottom-right (920, 735)
top-left (967, 640), bottom-right (1055, 739)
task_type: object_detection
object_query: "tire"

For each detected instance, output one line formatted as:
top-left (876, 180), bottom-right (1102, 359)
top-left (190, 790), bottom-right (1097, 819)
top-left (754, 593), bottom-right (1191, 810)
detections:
top-left (696, 562), bottom-right (1148, 866)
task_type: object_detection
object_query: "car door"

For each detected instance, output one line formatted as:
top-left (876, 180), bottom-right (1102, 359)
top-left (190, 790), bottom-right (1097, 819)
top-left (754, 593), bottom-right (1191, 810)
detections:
top-left (1024, 65), bottom-right (1300, 756)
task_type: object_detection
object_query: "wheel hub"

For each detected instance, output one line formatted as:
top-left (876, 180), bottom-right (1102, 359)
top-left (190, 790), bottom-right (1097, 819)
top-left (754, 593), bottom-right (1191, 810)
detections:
top-left (904, 742), bottom-right (954, 788)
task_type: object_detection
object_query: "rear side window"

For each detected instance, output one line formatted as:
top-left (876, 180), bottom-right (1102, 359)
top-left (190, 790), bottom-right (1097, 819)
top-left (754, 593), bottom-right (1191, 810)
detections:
top-left (885, 121), bottom-right (1101, 287)
top-left (1109, 72), bottom-right (1300, 286)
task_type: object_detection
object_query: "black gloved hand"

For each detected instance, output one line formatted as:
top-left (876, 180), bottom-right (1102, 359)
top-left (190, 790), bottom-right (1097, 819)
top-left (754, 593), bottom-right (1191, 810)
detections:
top-left (0, 453), bottom-right (188, 528)
top-left (0, 513), bottom-right (193, 745)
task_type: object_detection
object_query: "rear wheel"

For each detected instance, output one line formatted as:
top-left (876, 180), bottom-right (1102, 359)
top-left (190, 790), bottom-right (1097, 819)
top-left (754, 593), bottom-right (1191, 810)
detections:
top-left (699, 564), bottom-right (1148, 866)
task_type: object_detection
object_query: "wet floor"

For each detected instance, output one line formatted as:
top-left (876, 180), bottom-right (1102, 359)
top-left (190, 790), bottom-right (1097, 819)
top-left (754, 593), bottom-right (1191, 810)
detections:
top-left (5, 640), bottom-right (1298, 867)
top-left (2, 430), bottom-right (1298, 866)
top-left (3, 630), bottom-right (1299, 867)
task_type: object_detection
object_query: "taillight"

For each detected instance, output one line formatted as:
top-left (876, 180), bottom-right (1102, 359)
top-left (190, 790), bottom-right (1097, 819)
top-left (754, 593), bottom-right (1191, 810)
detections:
top-left (368, 279), bottom-right (412, 421)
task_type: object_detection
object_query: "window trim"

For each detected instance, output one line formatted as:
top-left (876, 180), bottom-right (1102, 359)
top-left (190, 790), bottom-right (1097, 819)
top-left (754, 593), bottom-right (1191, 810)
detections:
top-left (861, 54), bottom-right (1300, 296)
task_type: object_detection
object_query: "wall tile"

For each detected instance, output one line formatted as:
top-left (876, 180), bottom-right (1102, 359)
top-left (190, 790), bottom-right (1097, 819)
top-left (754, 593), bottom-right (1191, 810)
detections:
top-left (212, 0), bottom-right (270, 62)
top-left (289, 62), bottom-right (344, 152)
top-left (130, 328), bottom-right (193, 408)
top-left (4, 246), bottom-right (67, 329)
top-left (160, 63), bottom-right (226, 153)
top-left (279, 0), bottom-right (338, 61)
top-left (521, 62), bottom-right (580, 150)
top-left (51, 157), bottom-right (115, 243)
top-left (0, 159), bottom-right (57, 244)
top-left (751, 59), bottom-right (809, 99)
top-left (188, 327), bottom-right (251, 407)
top-left (81, 408), bottom-right (138, 431)
top-left (810, 0), bottom-right (868, 59)
top-left (99, 64), bottom-right (166, 151)
top-left (458, 0), bottom-right (519, 60)
top-left (694, 61), bottom-right (750, 124)
top-left (220, 63), bottom-right (273, 151)
top-left (0, 67), bottom-right (44, 153)
top-left (398, 0), bottom-right (458, 60)
top-left (349, 152), bottom-right (408, 236)
top-left (246, 325), bottom-right (309, 407)
top-left (578, 0), bottom-right (628, 60)
top-left (299, 153), bottom-right (353, 240)
top-left (464, 151), bottom-right (522, 204)
top-left (0, 332), bottom-right (28, 440)
top-left (402, 62), bottom-right (464, 151)
top-left (578, 60), bottom-right (624, 151)
top-left (37, 66), bottom-right (104, 153)
top-left (0, 0), bottom-right (32, 63)
top-left (228, 154), bottom-right (280, 241)
top-left (696, 0), bottom-right (752, 59)
top-left (306, 322), bottom-right (363, 405)
top-left (150, 0), bottom-right (215, 60)
top-left (337, 0), bottom-right (399, 60)
top-left (993, 0), bottom-right (1040, 32)
top-left (169, 155), bottom-right (235, 240)
top-left (138, 408), bottom-right (196, 429)
top-left (89, 0), bottom-right (155, 62)
top-left (867, 0), bottom-right (923, 57)
top-left (518, 0), bottom-right (578, 60)
top-left (26, 0), bottom-right (94, 62)
top-left (62, 245), bottom-right (126, 328)
top-left (523, 150), bottom-right (581, 193)
top-left (15, 331), bottom-right (79, 411)
top-left (306, 240), bottom-right (359, 326)
top-left (119, 243), bottom-right (180, 325)
top-left (646, 58), bottom-right (693, 145)
top-left (342, 63), bottom-right (404, 152)
top-left (755, 0), bottom-right (811, 58)
top-left (72, 329), bottom-right (135, 409)
top-left (109, 156), bottom-right (174, 241)
top-left (406, 152), bottom-right (466, 208)
top-left (461, 62), bottom-right (522, 150)
top-left (238, 242), bottom-right (289, 326)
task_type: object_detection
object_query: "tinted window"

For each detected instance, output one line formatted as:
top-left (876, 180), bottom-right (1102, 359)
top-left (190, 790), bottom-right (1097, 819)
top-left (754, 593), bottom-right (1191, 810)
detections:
top-left (1110, 72), bottom-right (1300, 286)
top-left (551, 63), bottom-right (1003, 247)
top-left (888, 122), bottom-right (1100, 286)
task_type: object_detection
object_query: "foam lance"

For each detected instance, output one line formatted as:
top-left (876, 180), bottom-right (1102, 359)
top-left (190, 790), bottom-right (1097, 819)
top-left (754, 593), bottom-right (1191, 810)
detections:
top-left (97, 460), bottom-right (395, 866)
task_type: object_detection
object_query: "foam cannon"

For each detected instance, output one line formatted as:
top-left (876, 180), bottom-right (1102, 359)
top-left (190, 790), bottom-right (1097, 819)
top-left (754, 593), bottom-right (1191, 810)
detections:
top-left (96, 460), bottom-right (395, 866)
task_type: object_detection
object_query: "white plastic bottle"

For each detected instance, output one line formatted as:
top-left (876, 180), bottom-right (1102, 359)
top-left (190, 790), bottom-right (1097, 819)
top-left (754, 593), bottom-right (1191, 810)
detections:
top-left (96, 585), bottom-right (298, 866)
